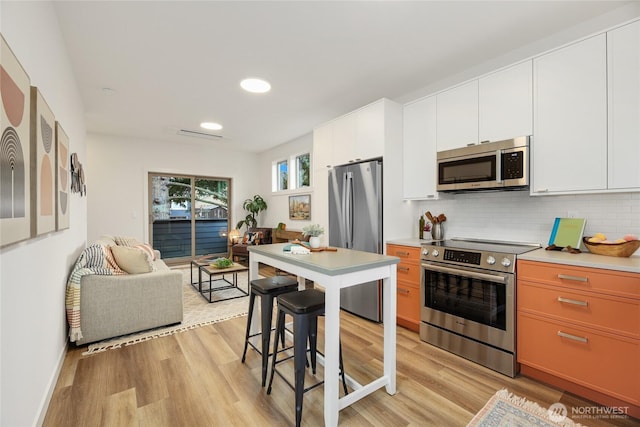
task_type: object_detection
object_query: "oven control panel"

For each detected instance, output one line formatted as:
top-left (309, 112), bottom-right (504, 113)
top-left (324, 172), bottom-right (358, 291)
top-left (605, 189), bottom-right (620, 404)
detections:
top-left (443, 249), bottom-right (481, 265)
top-left (421, 244), bottom-right (517, 273)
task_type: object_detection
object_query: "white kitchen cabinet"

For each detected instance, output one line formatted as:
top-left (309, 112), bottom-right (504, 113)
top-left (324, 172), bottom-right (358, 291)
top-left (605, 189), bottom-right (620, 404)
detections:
top-left (532, 34), bottom-right (608, 194)
top-left (356, 100), bottom-right (386, 162)
top-left (402, 96), bottom-right (438, 200)
top-left (315, 99), bottom-right (389, 168)
top-left (479, 60), bottom-right (533, 142)
top-left (331, 111), bottom-right (357, 166)
top-left (436, 80), bottom-right (478, 151)
top-left (312, 123), bottom-right (334, 170)
top-left (608, 20), bottom-right (640, 190)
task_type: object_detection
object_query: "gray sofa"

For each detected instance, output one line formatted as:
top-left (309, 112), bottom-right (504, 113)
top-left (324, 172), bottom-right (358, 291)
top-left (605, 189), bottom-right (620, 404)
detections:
top-left (74, 236), bottom-right (183, 345)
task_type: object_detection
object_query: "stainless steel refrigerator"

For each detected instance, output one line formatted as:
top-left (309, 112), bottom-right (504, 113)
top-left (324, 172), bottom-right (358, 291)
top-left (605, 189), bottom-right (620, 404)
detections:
top-left (328, 159), bottom-right (382, 322)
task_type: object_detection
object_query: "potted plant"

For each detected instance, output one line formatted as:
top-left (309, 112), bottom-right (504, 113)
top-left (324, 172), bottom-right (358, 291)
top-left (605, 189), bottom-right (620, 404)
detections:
top-left (236, 195), bottom-right (268, 231)
top-left (302, 224), bottom-right (324, 248)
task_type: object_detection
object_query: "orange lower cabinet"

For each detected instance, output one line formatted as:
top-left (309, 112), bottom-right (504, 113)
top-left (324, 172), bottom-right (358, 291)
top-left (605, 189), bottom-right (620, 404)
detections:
top-left (517, 260), bottom-right (640, 418)
top-left (388, 244), bottom-right (421, 332)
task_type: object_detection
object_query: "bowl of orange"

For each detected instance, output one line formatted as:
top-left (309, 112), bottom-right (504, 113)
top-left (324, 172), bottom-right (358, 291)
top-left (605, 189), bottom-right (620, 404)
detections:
top-left (582, 235), bottom-right (640, 257)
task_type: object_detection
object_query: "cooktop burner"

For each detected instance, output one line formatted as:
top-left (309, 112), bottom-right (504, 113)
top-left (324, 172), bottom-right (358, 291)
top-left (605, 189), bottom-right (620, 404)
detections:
top-left (431, 238), bottom-right (541, 255)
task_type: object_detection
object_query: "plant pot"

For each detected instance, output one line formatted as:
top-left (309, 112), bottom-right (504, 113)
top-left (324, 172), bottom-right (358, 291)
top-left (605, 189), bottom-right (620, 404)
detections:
top-left (309, 236), bottom-right (321, 248)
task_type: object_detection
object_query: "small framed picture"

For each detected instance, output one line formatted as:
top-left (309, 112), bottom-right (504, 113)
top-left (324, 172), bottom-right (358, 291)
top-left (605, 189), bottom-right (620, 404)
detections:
top-left (289, 194), bottom-right (310, 220)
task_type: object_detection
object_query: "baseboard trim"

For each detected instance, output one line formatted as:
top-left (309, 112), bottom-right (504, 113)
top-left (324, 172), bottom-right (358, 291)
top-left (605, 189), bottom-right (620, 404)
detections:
top-left (35, 339), bottom-right (68, 426)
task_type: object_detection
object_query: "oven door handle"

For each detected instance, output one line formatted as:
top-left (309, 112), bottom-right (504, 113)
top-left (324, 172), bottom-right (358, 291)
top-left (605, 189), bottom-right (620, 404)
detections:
top-left (422, 263), bottom-right (508, 284)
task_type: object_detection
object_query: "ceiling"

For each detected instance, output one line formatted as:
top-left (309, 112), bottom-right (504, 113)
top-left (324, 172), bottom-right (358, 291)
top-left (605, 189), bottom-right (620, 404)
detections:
top-left (53, 1), bottom-right (633, 153)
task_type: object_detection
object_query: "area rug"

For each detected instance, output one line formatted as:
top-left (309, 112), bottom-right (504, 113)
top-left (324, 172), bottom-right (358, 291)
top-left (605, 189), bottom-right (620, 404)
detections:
top-left (83, 267), bottom-right (251, 355)
top-left (467, 389), bottom-right (585, 427)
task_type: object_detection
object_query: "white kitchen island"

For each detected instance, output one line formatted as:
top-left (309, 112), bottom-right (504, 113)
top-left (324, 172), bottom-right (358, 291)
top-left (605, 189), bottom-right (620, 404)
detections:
top-left (248, 243), bottom-right (399, 427)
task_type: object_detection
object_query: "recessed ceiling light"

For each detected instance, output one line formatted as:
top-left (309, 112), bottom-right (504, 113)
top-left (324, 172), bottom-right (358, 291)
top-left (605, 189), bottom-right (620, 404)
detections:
top-left (200, 122), bottom-right (223, 131)
top-left (240, 78), bottom-right (271, 93)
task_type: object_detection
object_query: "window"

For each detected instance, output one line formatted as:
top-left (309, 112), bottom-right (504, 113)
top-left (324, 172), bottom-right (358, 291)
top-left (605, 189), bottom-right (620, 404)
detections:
top-left (277, 160), bottom-right (288, 191)
top-left (148, 173), bottom-right (230, 262)
top-left (272, 152), bottom-right (310, 192)
top-left (296, 153), bottom-right (310, 188)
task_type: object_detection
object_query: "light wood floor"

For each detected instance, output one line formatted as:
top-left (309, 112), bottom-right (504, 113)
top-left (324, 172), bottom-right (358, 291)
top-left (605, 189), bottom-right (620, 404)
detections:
top-left (44, 267), bottom-right (638, 427)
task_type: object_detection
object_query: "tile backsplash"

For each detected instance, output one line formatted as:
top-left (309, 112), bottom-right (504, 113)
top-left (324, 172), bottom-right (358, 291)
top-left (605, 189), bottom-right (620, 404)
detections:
top-left (416, 191), bottom-right (640, 247)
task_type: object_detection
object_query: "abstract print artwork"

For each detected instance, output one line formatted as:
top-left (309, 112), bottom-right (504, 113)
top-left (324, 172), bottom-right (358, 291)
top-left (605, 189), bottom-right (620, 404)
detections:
top-left (31, 87), bottom-right (56, 235)
top-left (1, 35), bottom-right (31, 247)
top-left (55, 123), bottom-right (70, 230)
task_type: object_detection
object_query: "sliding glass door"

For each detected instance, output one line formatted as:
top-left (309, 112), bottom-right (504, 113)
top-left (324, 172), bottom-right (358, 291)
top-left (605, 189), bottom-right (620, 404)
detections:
top-left (149, 173), bottom-right (230, 263)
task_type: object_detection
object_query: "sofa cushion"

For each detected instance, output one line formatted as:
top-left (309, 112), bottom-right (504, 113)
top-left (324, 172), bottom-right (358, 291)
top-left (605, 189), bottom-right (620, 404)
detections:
top-left (111, 245), bottom-right (155, 274)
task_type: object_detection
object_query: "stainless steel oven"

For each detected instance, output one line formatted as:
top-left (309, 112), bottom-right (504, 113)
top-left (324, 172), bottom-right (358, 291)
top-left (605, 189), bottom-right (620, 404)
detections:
top-left (419, 239), bottom-right (539, 377)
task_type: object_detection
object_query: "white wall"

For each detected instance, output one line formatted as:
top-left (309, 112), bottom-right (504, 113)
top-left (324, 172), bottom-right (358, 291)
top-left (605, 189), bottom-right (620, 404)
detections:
top-left (258, 133), bottom-right (314, 233)
top-left (86, 134), bottom-right (260, 244)
top-left (0, 2), bottom-right (88, 426)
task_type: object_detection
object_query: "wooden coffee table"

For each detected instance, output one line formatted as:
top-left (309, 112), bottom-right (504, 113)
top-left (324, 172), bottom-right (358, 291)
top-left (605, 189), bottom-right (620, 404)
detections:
top-left (197, 262), bottom-right (249, 303)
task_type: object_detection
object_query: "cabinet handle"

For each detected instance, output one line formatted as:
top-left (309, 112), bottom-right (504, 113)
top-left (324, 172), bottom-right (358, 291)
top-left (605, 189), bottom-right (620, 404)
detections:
top-left (557, 331), bottom-right (588, 343)
top-left (397, 287), bottom-right (410, 295)
top-left (535, 188), bottom-right (549, 193)
top-left (557, 297), bottom-right (588, 307)
top-left (395, 251), bottom-right (410, 257)
top-left (557, 274), bottom-right (589, 283)
top-left (398, 266), bottom-right (410, 272)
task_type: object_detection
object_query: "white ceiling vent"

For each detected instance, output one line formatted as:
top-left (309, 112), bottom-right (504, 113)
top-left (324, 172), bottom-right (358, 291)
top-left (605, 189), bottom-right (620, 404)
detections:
top-left (176, 129), bottom-right (223, 140)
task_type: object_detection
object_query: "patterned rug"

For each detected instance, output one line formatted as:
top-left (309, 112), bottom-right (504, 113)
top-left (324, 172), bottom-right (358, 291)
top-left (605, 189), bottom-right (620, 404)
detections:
top-left (467, 389), bottom-right (585, 427)
top-left (83, 267), bottom-right (251, 355)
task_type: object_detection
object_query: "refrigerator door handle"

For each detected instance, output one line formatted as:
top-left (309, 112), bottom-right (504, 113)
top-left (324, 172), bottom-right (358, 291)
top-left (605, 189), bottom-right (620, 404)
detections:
top-left (344, 171), bottom-right (353, 248)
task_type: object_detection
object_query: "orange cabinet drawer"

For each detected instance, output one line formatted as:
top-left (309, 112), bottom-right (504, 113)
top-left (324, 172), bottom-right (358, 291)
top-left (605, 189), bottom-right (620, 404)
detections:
top-left (518, 313), bottom-right (640, 403)
top-left (518, 281), bottom-right (640, 339)
top-left (518, 260), bottom-right (640, 299)
top-left (397, 262), bottom-right (421, 283)
top-left (397, 280), bottom-right (420, 325)
top-left (387, 244), bottom-right (421, 263)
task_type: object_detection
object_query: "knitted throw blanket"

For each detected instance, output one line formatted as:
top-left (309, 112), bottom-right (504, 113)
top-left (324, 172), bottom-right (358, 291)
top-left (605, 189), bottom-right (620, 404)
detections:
top-left (66, 244), bottom-right (125, 342)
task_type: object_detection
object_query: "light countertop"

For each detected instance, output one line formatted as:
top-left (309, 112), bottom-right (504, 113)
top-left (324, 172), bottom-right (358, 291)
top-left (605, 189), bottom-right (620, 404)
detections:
top-left (386, 238), bottom-right (432, 248)
top-left (518, 247), bottom-right (640, 274)
top-left (248, 243), bottom-right (399, 276)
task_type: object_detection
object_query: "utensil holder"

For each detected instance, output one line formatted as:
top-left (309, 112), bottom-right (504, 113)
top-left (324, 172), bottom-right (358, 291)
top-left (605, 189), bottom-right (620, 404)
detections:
top-left (431, 222), bottom-right (444, 240)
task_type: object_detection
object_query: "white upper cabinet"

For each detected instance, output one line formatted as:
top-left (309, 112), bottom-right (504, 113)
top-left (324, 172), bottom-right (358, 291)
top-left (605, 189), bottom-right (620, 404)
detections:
top-left (436, 80), bottom-right (479, 151)
top-left (608, 20), bottom-right (640, 190)
top-left (479, 61), bottom-right (533, 142)
top-left (532, 34), bottom-right (608, 194)
top-left (331, 111), bottom-right (357, 166)
top-left (403, 96), bottom-right (437, 200)
top-left (312, 123), bottom-right (334, 170)
top-left (316, 99), bottom-right (389, 167)
top-left (356, 100), bottom-right (386, 162)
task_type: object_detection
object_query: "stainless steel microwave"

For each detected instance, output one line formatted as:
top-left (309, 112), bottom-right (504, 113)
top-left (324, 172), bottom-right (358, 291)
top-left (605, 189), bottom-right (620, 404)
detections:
top-left (436, 136), bottom-right (530, 192)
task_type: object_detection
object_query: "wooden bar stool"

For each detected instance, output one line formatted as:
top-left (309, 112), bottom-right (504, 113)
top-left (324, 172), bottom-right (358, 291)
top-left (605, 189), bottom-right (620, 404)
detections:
top-left (266, 289), bottom-right (348, 427)
top-left (241, 276), bottom-right (299, 386)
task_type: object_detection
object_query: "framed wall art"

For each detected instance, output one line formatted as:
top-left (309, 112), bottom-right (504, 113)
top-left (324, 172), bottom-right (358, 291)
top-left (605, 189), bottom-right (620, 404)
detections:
top-left (55, 122), bottom-right (70, 230)
top-left (1, 35), bottom-right (32, 247)
top-left (289, 194), bottom-right (310, 220)
top-left (31, 87), bottom-right (56, 236)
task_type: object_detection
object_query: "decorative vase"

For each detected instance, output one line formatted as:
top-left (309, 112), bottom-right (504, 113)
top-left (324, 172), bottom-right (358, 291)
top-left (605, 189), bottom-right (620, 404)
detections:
top-left (309, 236), bottom-right (321, 248)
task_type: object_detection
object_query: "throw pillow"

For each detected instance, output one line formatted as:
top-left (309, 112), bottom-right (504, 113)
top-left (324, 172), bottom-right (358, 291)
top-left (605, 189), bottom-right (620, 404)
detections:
top-left (133, 243), bottom-right (157, 261)
top-left (104, 245), bottom-right (126, 274)
top-left (114, 236), bottom-right (142, 247)
top-left (111, 245), bottom-right (154, 274)
top-left (242, 231), bottom-right (262, 245)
